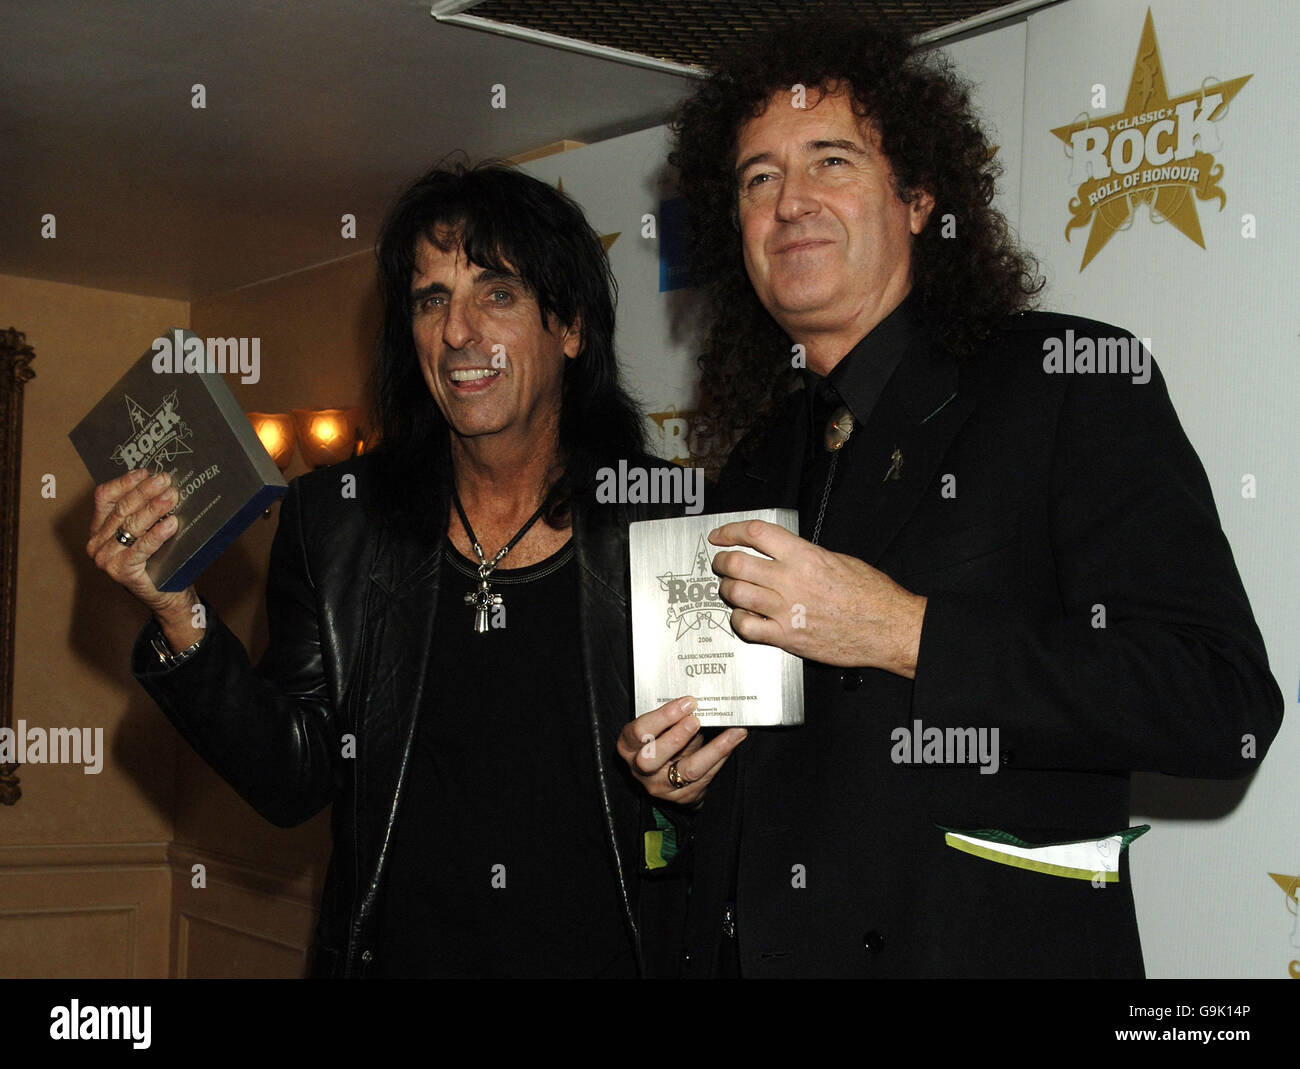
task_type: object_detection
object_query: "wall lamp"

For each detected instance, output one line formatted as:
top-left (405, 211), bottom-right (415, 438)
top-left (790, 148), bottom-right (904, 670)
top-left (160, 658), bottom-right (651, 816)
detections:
top-left (247, 407), bottom-right (364, 473)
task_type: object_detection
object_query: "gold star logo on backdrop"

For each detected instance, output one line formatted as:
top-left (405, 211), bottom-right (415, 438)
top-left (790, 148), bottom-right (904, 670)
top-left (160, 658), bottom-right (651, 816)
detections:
top-left (1050, 9), bottom-right (1250, 270)
top-left (1269, 872), bottom-right (1299, 903)
top-left (556, 178), bottom-right (620, 252)
top-left (1269, 873), bottom-right (1300, 980)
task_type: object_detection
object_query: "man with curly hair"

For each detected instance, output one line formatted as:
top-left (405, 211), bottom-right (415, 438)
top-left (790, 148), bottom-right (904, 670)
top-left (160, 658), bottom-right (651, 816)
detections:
top-left (622, 14), bottom-right (1281, 977)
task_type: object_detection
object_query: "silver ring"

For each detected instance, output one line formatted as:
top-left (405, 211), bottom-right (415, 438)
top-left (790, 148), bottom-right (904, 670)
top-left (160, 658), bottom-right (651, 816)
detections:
top-left (115, 526), bottom-right (138, 546)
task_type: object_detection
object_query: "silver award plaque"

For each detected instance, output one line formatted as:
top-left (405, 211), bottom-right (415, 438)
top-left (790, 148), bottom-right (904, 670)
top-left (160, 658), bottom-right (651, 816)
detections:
top-left (629, 509), bottom-right (804, 728)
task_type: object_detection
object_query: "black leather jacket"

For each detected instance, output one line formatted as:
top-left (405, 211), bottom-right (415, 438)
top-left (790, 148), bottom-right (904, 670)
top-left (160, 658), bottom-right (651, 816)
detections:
top-left (132, 451), bottom-right (684, 977)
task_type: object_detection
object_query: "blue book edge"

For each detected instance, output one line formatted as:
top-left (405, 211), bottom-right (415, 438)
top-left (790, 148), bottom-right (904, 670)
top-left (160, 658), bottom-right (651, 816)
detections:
top-left (158, 483), bottom-right (288, 592)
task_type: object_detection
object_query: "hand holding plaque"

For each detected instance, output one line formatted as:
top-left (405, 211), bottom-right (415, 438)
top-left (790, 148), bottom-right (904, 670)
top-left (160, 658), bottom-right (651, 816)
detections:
top-left (711, 517), bottom-right (928, 678)
top-left (628, 510), bottom-right (804, 728)
top-left (70, 328), bottom-right (287, 593)
top-left (616, 696), bottom-right (748, 806)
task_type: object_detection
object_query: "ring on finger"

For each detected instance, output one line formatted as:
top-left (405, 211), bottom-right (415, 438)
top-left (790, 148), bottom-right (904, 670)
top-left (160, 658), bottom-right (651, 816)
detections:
top-left (115, 526), bottom-right (138, 546)
top-left (667, 762), bottom-right (690, 790)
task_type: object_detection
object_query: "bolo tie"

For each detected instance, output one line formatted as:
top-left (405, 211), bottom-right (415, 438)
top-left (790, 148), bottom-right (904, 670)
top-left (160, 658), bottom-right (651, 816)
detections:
top-left (811, 391), bottom-right (854, 546)
top-left (812, 397), bottom-right (902, 545)
top-left (451, 489), bottom-right (548, 633)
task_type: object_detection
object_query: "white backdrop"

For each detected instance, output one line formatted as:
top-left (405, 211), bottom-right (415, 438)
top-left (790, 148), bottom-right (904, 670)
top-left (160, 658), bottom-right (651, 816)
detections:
top-left (525, 129), bottom-right (708, 462)
top-left (525, 0), bottom-right (1298, 978)
top-left (1016, 0), bottom-right (1299, 981)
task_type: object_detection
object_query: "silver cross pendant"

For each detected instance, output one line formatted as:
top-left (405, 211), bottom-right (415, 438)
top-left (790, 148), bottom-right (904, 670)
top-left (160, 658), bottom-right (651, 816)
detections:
top-left (464, 579), bottom-right (503, 633)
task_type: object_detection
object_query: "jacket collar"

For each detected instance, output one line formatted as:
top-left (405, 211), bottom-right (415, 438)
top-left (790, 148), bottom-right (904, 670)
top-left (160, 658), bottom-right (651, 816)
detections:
top-left (730, 315), bottom-right (976, 565)
top-left (571, 491), bottom-right (642, 960)
top-left (808, 290), bottom-right (923, 440)
top-left (347, 517), bottom-right (444, 959)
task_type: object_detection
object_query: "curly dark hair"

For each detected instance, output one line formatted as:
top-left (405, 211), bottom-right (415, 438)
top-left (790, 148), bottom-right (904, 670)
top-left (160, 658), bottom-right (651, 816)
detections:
top-left (671, 12), bottom-right (1043, 454)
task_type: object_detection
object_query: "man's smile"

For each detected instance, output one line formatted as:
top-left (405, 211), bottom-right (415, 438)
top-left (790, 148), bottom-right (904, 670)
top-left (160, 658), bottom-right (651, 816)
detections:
top-left (447, 367), bottom-right (503, 391)
top-left (773, 237), bottom-right (834, 254)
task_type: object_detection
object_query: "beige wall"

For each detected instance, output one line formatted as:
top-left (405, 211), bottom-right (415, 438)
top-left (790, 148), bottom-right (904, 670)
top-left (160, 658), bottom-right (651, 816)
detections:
top-left (1, 253), bottom-right (380, 977)
top-left (1, 276), bottom-right (187, 977)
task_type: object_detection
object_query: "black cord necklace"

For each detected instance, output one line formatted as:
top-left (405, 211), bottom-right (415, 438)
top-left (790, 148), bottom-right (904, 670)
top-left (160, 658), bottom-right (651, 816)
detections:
top-left (452, 489), bottom-right (549, 633)
top-left (811, 404), bottom-right (855, 545)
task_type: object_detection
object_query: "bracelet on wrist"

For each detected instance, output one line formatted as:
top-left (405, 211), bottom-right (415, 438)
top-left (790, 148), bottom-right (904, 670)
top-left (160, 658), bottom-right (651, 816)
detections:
top-left (150, 627), bottom-right (205, 668)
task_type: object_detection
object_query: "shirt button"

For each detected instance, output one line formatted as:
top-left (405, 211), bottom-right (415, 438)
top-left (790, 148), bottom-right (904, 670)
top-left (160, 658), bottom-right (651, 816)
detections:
top-left (840, 669), bottom-right (863, 691)
top-left (863, 930), bottom-right (885, 954)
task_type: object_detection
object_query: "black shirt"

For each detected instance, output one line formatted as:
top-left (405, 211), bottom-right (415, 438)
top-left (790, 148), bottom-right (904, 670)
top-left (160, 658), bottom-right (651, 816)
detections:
top-left (725, 292), bottom-right (925, 975)
top-left (804, 291), bottom-right (922, 455)
top-left (798, 291), bottom-right (925, 544)
top-left (375, 540), bottom-right (635, 978)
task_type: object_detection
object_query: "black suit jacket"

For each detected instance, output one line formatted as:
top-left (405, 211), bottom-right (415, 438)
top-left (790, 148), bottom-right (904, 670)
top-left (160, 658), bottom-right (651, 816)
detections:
top-left (684, 311), bottom-right (1283, 978)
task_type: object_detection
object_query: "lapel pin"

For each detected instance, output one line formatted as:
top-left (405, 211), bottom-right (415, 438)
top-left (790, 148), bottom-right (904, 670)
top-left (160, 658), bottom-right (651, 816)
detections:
top-left (883, 446), bottom-right (903, 482)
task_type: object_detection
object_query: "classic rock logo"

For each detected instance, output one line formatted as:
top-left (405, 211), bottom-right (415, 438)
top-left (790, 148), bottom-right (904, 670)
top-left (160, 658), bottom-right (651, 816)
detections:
top-left (1267, 872), bottom-right (1300, 979)
top-left (1050, 9), bottom-right (1251, 270)
top-left (647, 408), bottom-right (701, 464)
top-left (109, 392), bottom-right (194, 473)
top-left (657, 535), bottom-right (733, 640)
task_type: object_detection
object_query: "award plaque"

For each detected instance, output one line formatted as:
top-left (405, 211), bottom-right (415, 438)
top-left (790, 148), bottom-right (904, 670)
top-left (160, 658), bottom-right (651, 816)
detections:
top-left (69, 328), bottom-right (288, 592)
top-left (629, 509), bottom-right (804, 727)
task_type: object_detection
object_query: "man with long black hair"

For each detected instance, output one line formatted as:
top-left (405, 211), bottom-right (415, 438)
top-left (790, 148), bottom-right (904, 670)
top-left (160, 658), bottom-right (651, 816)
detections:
top-left (88, 161), bottom-right (691, 977)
